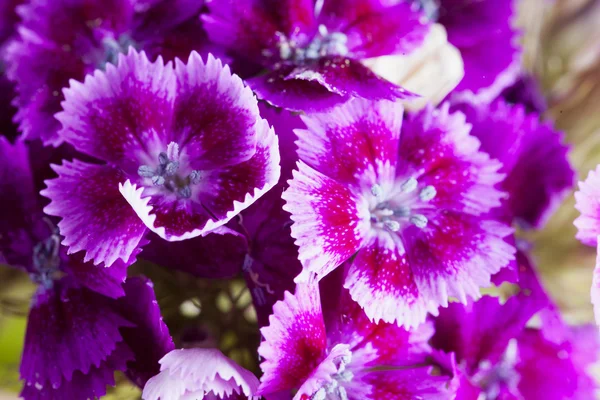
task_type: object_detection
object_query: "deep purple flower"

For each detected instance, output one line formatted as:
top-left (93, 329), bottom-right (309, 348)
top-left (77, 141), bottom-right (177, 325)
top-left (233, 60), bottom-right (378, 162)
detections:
top-left (5, 0), bottom-right (215, 145)
top-left (415, 0), bottom-right (521, 104)
top-left (283, 98), bottom-right (515, 327)
top-left (457, 99), bottom-right (574, 230)
top-left (256, 271), bottom-right (452, 399)
top-left (432, 253), bottom-right (598, 400)
top-left (0, 137), bottom-right (174, 399)
top-left (40, 50), bottom-right (280, 271)
top-left (500, 74), bottom-right (547, 115)
top-left (0, 0), bottom-right (23, 142)
top-left (202, 0), bottom-right (430, 112)
top-left (142, 348), bottom-right (260, 400)
top-left (574, 165), bottom-right (600, 325)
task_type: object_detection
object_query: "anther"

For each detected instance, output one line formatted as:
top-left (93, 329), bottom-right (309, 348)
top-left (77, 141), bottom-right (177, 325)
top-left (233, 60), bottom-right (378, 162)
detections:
top-left (419, 185), bottom-right (437, 202)
top-left (410, 214), bottom-right (428, 229)
top-left (152, 175), bottom-right (165, 186)
top-left (138, 165), bottom-right (155, 178)
top-left (371, 184), bottom-right (383, 198)
top-left (158, 152), bottom-right (169, 166)
top-left (393, 206), bottom-right (410, 217)
top-left (384, 220), bottom-right (401, 232)
top-left (312, 388), bottom-right (326, 400)
top-left (164, 161), bottom-right (179, 176)
top-left (178, 186), bottom-right (192, 199)
top-left (337, 386), bottom-right (348, 400)
top-left (401, 177), bottom-right (418, 193)
top-left (189, 170), bottom-right (202, 185)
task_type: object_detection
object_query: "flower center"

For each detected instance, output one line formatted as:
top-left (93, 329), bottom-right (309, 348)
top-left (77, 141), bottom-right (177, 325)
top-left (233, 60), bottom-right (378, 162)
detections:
top-left (31, 230), bottom-right (62, 288)
top-left (138, 142), bottom-right (204, 199)
top-left (369, 178), bottom-right (437, 232)
top-left (274, 25), bottom-right (349, 63)
top-left (310, 352), bottom-right (353, 400)
top-left (473, 339), bottom-right (521, 399)
top-left (413, 0), bottom-right (440, 21)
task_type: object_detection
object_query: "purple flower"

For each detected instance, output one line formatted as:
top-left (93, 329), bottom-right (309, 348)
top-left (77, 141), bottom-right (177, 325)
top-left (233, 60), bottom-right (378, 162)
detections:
top-left (40, 49), bottom-right (280, 270)
top-left (432, 252), bottom-right (599, 400)
top-left (283, 98), bottom-right (515, 327)
top-left (256, 271), bottom-right (452, 399)
top-left (5, 0), bottom-right (215, 145)
top-left (0, 137), bottom-right (174, 399)
top-left (202, 0), bottom-right (430, 112)
top-left (457, 99), bottom-right (574, 230)
top-left (142, 348), bottom-right (260, 400)
top-left (574, 166), bottom-right (600, 325)
top-left (415, 0), bottom-right (521, 104)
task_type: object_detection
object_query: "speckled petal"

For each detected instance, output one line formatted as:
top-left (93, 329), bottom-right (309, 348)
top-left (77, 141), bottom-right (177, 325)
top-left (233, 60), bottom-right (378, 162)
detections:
top-left (283, 161), bottom-right (370, 280)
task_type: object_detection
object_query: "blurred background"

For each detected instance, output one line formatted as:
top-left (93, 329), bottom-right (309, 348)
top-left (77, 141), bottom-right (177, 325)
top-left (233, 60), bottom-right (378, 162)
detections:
top-left (2, 0), bottom-right (600, 398)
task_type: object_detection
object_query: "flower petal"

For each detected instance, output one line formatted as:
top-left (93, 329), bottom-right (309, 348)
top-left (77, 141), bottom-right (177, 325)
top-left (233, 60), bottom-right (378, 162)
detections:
top-left (296, 98), bottom-right (402, 190)
top-left (56, 49), bottom-right (176, 174)
top-left (20, 342), bottom-right (132, 400)
top-left (246, 67), bottom-right (347, 113)
top-left (400, 104), bottom-right (506, 215)
top-left (593, 242), bottom-right (600, 328)
top-left (171, 53), bottom-right (261, 169)
top-left (142, 348), bottom-right (259, 400)
top-left (328, 2), bottom-right (430, 58)
top-left (288, 58), bottom-right (415, 104)
top-left (458, 100), bottom-right (574, 229)
top-left (409, 212), bottom-right (515, 306)
top-left (61, 252), bottom-right (130, 299)
top-left (283, 161), bottom-right (370, 280)
top-left (113, 277), bottom-right (175, 388)
top-left (20, 280), bottom-right (133, 390)
top-left (345, 231), bottom-right (441, 327)
top-left (350, 367), bottom-right (452, 400)
top-left (574, 165), bottom-right (600, 246)
top-left (439, 0), bottom-right (521, 103)
top-left (42, 160), bottom-right (148, 267)
top-left (258, 283), bottom-right (329, 395)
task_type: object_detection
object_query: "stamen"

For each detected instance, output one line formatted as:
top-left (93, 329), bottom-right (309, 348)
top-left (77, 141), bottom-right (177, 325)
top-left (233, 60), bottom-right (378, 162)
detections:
top-left (158, 152), bottom-right (169, 166)
top-left (178, 186), bottom-right (192, 199)
top-left (370, 184), bottom-right (383, 198)
top-left (419, 185), bottom-right (437, 202)
top-left (410, 214), bottom-right (428, 228)
top-left (384, 220), bottom-right (401, 232)
top-left (152, 175), bottom-right (165, 186)
top-left (312, 388), bottom-right (326, 400)
top-left (401, 177), bottom-right (418, 193)
top-left (138, 165), bottom-right (155, 178)
top-left (318, 24), bottom-right (328, 36)
top-left (337, 386), bottom-right (348, 400)
top-left (164, 161), bottom-right (179, 176)
top-left (189, 170), bottom-right (203, 185)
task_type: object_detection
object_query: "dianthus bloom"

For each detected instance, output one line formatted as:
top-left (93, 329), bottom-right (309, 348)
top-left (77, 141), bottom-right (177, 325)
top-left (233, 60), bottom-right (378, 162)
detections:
top-left (0, 138), bottom-right (174, 399)
top-left (203, 0), bottom-right (430, 111)
top-left (432, 254), bottom-right (599, 400)
top-left (415, 0), bottom-right (521, 104)
top-left (142, 348), bottom-right (259, 400)
top-left (41, 49), bottom-right (280, 270)
top-left (257, 272), bottom-right (452, 399)
top-left (5, 0), bottom-right (214, 145)
top-left (283, 98), bottom-right (515, 327)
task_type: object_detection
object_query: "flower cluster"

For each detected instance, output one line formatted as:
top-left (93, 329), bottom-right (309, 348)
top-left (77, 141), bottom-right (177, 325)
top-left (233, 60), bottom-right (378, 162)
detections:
top-left (0, 0), bottom-right (596, 399)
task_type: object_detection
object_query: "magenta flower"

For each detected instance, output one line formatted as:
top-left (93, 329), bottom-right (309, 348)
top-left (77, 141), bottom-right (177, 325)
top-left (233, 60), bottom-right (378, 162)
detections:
top-left (418, 0), bottom-right (521, 104)
top-left (0, 137), bottom-right (174, 399)
top-left (574, 166), bottom-right (600, 325)
top-left (202, 0), bottom-right (430, 112)
top-left (432, 253), bottom-right (598, 400)
top-left (257, 273), bottom-right (452, 400)
top-left (40, 49), bottom-right (280, 269)
top-left (142, 348), bottom-right (259, 400)
top-left (5, 0), bottom-right (215, 145)
top-left (283, 98), bottom-right (515, 327)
